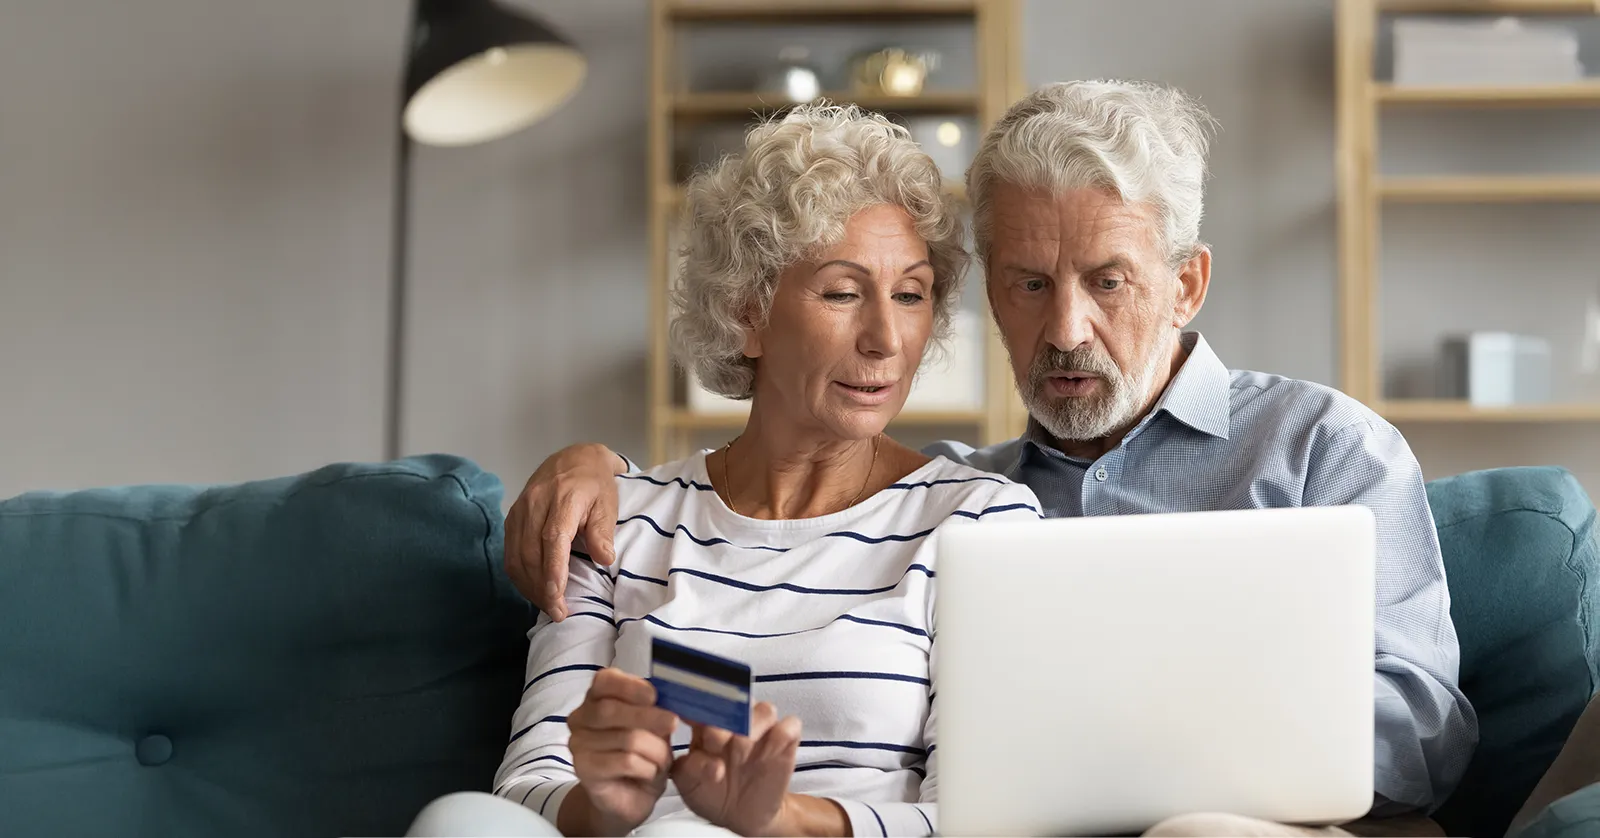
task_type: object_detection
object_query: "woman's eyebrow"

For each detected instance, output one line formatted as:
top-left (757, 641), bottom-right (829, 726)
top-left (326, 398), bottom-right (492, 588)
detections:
top-left (902, 260), bottom-right (931, 274)
top-left (814, 259), bottom-right (870, 275)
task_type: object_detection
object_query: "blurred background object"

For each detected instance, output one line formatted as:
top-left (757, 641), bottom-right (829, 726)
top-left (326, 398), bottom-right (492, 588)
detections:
top-left (388, 0), bottom-right (584, 458)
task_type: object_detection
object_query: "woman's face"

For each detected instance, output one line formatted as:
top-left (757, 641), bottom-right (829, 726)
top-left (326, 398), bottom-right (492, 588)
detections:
top-left (744, 203), bottom-right (937, 440)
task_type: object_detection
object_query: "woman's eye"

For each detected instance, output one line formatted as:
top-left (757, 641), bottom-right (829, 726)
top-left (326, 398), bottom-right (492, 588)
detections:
top-left (893, 292), bottom-right (926, 305)
top-left (823, 292), bottom-right (858, 302)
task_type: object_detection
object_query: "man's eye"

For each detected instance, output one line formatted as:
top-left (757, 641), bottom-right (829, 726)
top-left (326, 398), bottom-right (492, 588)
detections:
top-left (1021, 278), bottom-right (1047, 292)
top-left (1096, 277), bottom-right (1123, 291)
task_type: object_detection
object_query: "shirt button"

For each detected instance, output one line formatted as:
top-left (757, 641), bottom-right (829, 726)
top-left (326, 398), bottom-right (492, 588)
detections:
top-left (1094, 467), bottom-right (1109, 482)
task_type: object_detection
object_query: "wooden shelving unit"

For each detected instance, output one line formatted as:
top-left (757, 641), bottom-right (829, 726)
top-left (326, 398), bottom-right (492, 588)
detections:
top-left (1377, 400), bottom-right (1600, 422)
top-left (1379, 175), bottom-right (1600, 202)
top-left (1378, 0), bottom-right (1600, 13)
top-left (1336, 0), bottom-right (1600, 421)
top-left (647, 0), bottom-right (1022, 464)
top-left (1375, 80), bottom-right (1600, 105)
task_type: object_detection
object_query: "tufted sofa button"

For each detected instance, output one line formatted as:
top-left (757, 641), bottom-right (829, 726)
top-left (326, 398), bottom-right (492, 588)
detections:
top-left (135, 734), bottom-right (173, 766)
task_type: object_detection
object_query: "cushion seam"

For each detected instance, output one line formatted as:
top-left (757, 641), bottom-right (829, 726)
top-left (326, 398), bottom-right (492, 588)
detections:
top-left (0, 468), bottom-right (436, 525)
top-left (441, 471), bottom-right (501, 608)
top-left (1434, 503), bottom-right (1572, 533)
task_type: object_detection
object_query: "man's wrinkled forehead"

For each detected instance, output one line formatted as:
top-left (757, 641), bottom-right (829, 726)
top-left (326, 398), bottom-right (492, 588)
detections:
top-left (986, 183), bottom-right (1162, 269)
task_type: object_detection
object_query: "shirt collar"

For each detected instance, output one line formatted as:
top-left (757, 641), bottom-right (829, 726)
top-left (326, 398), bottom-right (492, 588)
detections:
top-left (1148, 331), bottom-right (1232, 440)
top-left (1017, 331), bottom-right (1232, 462)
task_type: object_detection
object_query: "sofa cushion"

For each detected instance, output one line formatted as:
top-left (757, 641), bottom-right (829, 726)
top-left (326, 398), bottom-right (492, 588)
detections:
top-left (1514, 781), bottom-right (1600, 838)
top-left (0, 456), bottom-right (533, 838)
top-left (1428, 467), bottom-right (1600, 838)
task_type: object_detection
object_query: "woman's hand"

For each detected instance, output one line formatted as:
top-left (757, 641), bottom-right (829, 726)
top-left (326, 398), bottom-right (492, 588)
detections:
top-left (671, 702), bottom-right (806, 836)
top-left (504, 443), bottom-right (628, 619)
top-left (559, 669), bottom-right (679, 837)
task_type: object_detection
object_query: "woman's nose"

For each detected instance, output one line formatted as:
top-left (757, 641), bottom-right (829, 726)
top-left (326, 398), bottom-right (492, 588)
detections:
top-left (858, 298), bottom-right (902, 358)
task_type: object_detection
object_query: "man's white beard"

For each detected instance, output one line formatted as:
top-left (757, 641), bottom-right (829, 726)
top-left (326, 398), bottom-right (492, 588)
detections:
top-left (1020, 332), bottom-right (1172, 443)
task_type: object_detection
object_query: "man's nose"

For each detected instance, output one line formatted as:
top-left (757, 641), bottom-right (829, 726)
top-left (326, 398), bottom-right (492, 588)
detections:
top-left (1044, 283), bottom-right (1095, 351)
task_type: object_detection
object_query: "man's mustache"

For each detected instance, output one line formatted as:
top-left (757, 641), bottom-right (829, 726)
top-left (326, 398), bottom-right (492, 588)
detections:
top-left (1031, 348), bottom-right (1119, 379)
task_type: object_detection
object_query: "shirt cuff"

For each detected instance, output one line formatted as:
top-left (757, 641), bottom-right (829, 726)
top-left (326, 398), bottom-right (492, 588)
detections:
top-left (503, 777), bottom-right (579, 822)
top-left (828, 797), bottom-right (888, 838)
top-left (825, 798), bottom-right (935, 837)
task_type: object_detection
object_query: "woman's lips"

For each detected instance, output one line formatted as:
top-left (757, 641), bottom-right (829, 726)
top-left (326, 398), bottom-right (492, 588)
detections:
top-left (834, 380), bottom-right (896, 406)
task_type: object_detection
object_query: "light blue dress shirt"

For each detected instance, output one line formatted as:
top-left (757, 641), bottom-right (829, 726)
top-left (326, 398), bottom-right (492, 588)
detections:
top-left (925, 331), bottom-right (1478, 814)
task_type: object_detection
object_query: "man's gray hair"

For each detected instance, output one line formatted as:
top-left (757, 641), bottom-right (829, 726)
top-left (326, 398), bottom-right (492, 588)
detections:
top-left (671, 104), bottom-right (968, 399)
top-left (967, 80), bottom-right (1218, 266)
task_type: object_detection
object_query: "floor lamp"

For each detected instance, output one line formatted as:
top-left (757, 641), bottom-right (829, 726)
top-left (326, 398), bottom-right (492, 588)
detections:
top-left (387, 0), bottom-right (586, 459)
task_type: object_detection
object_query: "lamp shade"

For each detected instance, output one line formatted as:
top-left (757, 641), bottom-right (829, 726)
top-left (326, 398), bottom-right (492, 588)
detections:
top-left (403, 0), bottom-right (586, 147)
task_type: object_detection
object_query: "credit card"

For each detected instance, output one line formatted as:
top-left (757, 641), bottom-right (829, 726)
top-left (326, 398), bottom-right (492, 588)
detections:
top-left (648, 636), bottom-right (752, 736)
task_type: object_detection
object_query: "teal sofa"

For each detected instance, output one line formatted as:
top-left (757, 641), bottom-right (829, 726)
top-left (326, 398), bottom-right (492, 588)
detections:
top-left (0, 458), bottom-right (1595, 838)
top-left (0, 456), bottom-right (532, 838)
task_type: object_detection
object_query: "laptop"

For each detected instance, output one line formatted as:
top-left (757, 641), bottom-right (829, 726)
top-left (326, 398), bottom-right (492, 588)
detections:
top-left (936, 505), bottom-right (1376, 837)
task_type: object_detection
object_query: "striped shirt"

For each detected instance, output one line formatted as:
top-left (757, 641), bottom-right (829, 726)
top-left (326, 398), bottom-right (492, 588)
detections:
top-left (495, 453), bottom-right (1043, 836)
top-left (925, 331), bottom-right (1479, 815)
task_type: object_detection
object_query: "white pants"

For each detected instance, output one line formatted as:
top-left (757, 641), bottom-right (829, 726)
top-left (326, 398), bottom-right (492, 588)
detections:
top-left (406, 791), bottom-right (737, 837)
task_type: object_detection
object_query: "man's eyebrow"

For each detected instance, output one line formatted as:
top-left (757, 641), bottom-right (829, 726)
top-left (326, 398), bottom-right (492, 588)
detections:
top-left (1084, 256), bottom-right (1134, 274)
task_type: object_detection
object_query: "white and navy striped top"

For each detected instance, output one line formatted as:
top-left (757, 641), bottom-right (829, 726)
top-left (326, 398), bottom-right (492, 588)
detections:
top-left (494, 451), bottom-right (1043, 836)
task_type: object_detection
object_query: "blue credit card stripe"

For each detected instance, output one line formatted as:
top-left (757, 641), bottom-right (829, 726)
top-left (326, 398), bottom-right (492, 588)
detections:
top-left (651, 676), bottom-right (750, 736)
top-left (651, 662), bottom-right (751, 702)
top-left (652, 637), bottom-right (752, 686)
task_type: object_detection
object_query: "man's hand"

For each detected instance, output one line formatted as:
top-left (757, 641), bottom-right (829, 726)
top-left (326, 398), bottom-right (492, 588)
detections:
top-left (672, 702), bottom-right (809, 836)
top-left (504, 443), bottom-right (626, 618)
top-left (559, 669), bottom-right (680, 837)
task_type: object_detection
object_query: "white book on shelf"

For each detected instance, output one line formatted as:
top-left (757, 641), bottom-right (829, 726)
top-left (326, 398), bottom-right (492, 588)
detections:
top-left (1394, 16), bottom-right (1583, 86)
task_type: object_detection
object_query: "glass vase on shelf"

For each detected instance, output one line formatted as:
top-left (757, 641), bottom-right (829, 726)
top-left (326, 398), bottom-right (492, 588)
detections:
top-left (757, 46), bottom-right (821, 104)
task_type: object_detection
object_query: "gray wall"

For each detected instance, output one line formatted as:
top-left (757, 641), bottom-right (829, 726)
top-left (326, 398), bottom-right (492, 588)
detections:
top-left (3, 0), bottom-right (1597, 501)
top-left (0, 0), bottom-right (402, 497)
top-left (402, 0), bottom-right (651, 501)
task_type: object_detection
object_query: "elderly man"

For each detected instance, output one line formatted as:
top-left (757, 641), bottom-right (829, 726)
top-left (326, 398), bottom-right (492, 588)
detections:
top-left (504, 80), bottom-right (1476, 837)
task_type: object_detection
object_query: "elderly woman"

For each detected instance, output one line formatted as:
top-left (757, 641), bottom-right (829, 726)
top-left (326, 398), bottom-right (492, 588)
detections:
top-left (409, 105), bottom-right (1043, 838)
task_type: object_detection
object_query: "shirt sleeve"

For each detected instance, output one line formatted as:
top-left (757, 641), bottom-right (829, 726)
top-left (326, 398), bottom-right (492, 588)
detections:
top-left (1303, 418), bottom-right (1479, 814)
top-left (827, 481), bottom-right (1043, 837)
top-left (493, 553), bottom-right (620, 821)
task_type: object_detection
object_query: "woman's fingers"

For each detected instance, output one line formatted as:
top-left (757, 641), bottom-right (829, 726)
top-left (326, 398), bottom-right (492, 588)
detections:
top-left (571, 697), bottom-right (679, 740)
top-left (569, 727), bottom-right (675, 773)
top-left (694, 723), bottom-right (735, 756)
top-left (588, 668), bottom-right (657, 705)
top-left (756, 715), bottom-right (803, 762)
top-left (581, 749), bottom-right (666, 783)
top-left (671, 749), bottom-right (727, 786)
top-left (748, 702), bottom-right (780, 740)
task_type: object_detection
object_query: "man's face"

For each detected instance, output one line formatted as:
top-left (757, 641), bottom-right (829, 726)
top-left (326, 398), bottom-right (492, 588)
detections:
top-left (985, 183), bottom-right (1209, 443)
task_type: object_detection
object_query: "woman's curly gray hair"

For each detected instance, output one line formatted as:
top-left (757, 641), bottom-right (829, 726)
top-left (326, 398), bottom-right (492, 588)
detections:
top-left (670, 104), bottom-right (969, 400)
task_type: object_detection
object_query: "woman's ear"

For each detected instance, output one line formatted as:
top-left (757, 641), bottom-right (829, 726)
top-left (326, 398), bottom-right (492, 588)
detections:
top-left (739, 302), bottom-right (763, 359)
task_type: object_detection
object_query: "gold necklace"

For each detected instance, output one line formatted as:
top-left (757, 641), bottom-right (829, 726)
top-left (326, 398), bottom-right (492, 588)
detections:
top-left (720, 434), bottom-right (881, 518)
